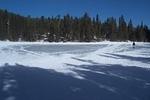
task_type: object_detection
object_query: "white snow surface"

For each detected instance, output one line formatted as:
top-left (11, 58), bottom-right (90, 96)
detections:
top-left (0, 41), bottom-right (150, 79)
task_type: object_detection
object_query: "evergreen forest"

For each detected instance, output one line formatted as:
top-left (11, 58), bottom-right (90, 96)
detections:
top-left (0, 9), bottom-right (150, 42)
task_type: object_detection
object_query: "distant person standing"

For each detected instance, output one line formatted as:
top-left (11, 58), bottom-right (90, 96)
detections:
top-left (132, 42), bottom-right (135, 48)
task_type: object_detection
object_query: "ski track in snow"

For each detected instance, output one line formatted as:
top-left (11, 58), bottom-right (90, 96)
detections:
top-left (0, 41), bottom-right (150, 79)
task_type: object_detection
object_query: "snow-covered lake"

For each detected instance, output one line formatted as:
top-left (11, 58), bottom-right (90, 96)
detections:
top-left (0, 41), bottom-right (150, 100)
top-left (0, 41), bottom-right (150, 78)
top-left (0, 42), bottom-right (150, 71)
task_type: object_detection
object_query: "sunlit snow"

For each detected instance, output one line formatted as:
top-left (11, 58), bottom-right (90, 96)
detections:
top-left (0, 41), bottom-right (150, 79)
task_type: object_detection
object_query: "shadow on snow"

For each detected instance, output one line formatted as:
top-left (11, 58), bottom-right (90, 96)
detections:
top-left (0, 63), bottom-right (150, 100)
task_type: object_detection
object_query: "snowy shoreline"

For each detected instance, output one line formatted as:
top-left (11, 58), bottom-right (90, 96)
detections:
top-left (0, 40), bottom-right (149, 46)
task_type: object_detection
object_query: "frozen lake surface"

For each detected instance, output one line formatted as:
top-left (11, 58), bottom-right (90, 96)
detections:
top-left (0, 41), bottom-right (150, 100)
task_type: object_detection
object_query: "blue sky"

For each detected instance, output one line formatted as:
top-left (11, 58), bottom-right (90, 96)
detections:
top-left (0, 0), bottom-right (150, 27)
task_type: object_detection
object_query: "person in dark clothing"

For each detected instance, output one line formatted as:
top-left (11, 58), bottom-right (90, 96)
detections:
top-left (132, 42), bottom-right (135, 48)
top-left (133, 42), bottom-right (135, 46)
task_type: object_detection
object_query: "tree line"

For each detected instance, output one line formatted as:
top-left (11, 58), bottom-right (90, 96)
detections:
top-left (0, 9), bottom-right (150, 42)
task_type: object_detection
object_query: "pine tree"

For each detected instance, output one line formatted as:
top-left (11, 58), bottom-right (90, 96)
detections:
top-left (128, 19), bottom-right (134, 41)
top-left (119, 15), bottom-right (128, 41)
